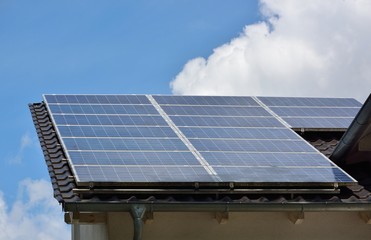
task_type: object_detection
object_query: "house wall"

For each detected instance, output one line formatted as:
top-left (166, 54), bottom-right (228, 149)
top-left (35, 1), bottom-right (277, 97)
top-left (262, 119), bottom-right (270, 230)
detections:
top-left (101, 211), bottom-right (371, 240)
top-left (73, 224), bottom-right (108, 240)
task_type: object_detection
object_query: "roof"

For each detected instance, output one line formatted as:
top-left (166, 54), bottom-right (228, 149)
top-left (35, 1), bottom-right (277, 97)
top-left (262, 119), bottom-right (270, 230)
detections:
top-left (331, 94), bottom-right (371, 191)
top-left (29, 95), bottom-right (371, 212)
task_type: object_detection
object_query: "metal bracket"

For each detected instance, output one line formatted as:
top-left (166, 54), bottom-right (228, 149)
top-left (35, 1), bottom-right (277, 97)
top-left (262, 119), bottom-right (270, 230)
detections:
top-left (131, 205), bottom-right (146, 220)
top-left (131, 205), bottom-right (147, 240)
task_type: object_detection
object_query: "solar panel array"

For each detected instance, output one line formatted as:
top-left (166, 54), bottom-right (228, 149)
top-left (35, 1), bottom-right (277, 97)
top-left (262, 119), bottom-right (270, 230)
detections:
top-left (43, 94), bottom-right (358, 186)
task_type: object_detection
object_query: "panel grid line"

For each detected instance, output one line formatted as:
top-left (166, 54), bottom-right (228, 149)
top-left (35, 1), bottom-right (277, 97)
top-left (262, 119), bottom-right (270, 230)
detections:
top-left (252, 96), bottom-right (292, 128)
top-left (146, 95), bottom-right (219, 178)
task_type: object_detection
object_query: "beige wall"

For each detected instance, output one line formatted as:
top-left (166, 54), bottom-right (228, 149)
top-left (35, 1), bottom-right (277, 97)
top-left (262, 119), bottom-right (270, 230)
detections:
top-left (104, 211), bottom-right (371, 240)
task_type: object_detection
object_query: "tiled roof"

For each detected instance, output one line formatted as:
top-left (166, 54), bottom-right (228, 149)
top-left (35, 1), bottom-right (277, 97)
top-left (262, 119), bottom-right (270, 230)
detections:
top-left (29, 103), bottom-right (80, 203)
top-left (29, 102), bottom-right (371, 210)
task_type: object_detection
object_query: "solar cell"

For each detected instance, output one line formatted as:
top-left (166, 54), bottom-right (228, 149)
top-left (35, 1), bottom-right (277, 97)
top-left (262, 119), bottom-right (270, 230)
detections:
top-left (42, 94), bottom-right (356, 186)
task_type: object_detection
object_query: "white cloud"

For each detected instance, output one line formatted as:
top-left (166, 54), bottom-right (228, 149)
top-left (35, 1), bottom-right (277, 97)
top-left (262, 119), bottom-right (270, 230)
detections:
top-left (0, 179), bottom-right (69, 240)
top-left (9, 132), bottom-right (34, 164)
top-left (171, 0), bottom-right (371, 102)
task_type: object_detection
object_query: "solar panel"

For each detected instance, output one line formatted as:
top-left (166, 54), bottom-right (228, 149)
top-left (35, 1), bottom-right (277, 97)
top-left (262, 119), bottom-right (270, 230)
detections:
top-left (43, 94), bottom-right (356, 187)
top-left (257, 96), bottom-right (362, 107)
top-left (69, 151), bottom-right (200, 165)
top-left (48, 104), bottom-right (159, 115)
top-left (161, 106), bottom-right (271, 116)
top-left (257, 96), bottom-right (361, 129)
top-left (153, 95), bottom-right (259, 106)
top-left (58, 126), bottom-right (177, 138)
top-left (75, 165), bottom-right (214, 182)
top-left (178, 127), bottom-right (299, 139)
top-left (170, 116), bottom-right (283, 127)
top-left (282, 117), bottom-right (354, 129)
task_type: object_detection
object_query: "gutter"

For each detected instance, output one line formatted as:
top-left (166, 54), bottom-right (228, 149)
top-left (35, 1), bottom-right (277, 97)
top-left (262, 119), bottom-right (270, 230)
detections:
top-left (64, 201), bottom-right (371, 213)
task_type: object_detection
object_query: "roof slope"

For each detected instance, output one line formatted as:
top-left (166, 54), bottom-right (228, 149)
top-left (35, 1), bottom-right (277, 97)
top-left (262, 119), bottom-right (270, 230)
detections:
top-left (29, 96), bottom-right (371, 210)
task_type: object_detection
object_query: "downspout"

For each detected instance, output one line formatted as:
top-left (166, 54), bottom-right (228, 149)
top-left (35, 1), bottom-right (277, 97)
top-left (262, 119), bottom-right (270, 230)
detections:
top-left (130, 205), bottom-right (146, 240)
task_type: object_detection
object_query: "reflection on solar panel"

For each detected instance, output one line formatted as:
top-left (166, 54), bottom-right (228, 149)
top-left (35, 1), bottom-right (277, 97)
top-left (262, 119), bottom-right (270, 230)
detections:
top-left (43, 94), bottom-right (358, 187)
top-left (257, 96), bottom-right (361, 129)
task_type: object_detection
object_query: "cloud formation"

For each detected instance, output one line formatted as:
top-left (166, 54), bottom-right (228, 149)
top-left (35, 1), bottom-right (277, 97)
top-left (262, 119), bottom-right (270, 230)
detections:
top-left (9, 133), bottom-right (34, 165)
top-left (171, 0), bottom-right (371, 102)
top-left (0, 179), bottom-right (69, 240)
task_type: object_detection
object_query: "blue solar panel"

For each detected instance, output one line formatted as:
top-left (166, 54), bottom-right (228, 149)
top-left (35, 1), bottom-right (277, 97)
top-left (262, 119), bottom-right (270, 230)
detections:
top-left (179, 127), bottom-right (299, 139)
top-left (44, 94), bottom-right (150, 104)
top-left (161, 106), bottom-right (270, 116)
top-left (58, 126), bottom-right (177, 138)
top-left (170, 116), bottom-right (284, 127)
top-left (270, 107), bottom-right (360, 117)
top-left (69, 151), bottom-right (200, 165)
top-left (53, 114), bottom-right (168, 126)
top-left (42, 94), bottom-right (356, 186)
top-left (63, 138), bottom-right (189, 151)
top-left (154, 95), bottom-right (259, 106)
top-left (190, 139), bottom-right (316, 152)
top-left (213, 167), bottom-right (354, 183)
top-left (282, 117), bottom-right (354, 129)
top-left (258, 97), bottom-right (362, 107)
top-left (75, 165), bottom-right (214, 182)
top-left (201, 152), bottom-right (334, 167)
top-left (257, 96), bottom-right (361, 129)
top-left (48, 104), bottom-right (158, 115)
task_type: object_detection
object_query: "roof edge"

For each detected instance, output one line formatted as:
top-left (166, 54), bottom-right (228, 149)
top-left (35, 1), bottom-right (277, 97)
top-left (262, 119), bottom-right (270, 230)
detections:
top-left (331, 94), bottom-right (371, 162)
top-left (29, 102), bottom-right (80, 203)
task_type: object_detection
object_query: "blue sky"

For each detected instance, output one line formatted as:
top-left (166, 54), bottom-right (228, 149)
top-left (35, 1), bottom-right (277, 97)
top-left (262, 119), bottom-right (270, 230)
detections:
top-left (1, 0), bottom-right (371, 239)
top-left (0, 0), bottom-right (260, 199)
